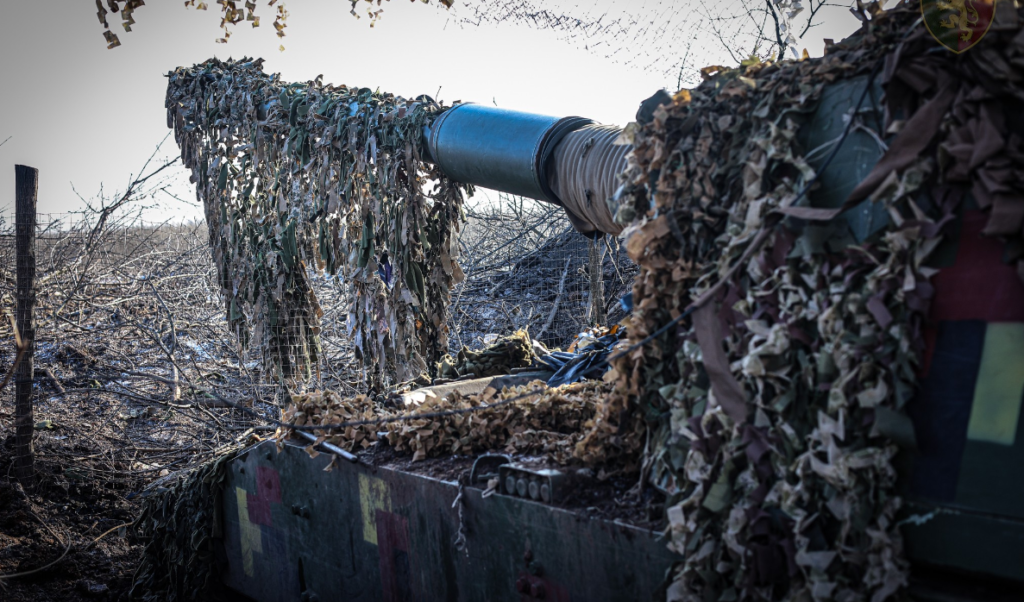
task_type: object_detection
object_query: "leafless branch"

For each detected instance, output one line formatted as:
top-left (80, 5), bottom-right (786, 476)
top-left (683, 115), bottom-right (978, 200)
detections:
top-left (766, 0), bottom-right (788, 57)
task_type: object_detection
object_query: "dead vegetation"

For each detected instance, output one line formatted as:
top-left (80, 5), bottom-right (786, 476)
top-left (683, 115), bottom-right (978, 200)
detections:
top-left (0, 146), bottom-right (359, 598)
top-left (0, 178), bottom-right (633, 599)
top-left (449, 194), bottom-right (636, 351)
top-left (0, 206), bottom-right (288, 600)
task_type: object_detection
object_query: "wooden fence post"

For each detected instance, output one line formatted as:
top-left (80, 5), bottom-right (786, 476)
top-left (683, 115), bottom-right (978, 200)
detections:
top-left (14, 165), bottom-right (37, 487)
top-left (588, 236), bottom-right (607, 326)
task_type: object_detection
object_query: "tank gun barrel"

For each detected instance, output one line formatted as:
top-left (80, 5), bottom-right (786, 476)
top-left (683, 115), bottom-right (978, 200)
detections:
top-left (425, 104), bottom-right (629, 236)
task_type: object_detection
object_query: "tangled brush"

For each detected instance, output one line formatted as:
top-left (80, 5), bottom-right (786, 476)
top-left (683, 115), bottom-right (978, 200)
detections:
top-left (609, 2), bottom-right (1024, 599)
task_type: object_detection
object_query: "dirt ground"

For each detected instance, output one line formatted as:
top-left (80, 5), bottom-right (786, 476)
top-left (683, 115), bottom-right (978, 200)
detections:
top-left (0, 369), bottom-right (150, 602)
top-left (0, 208), bottom-right (651, 601)
top-left (0, 444), bottom-right (139, 601)
top-left (0, 368), bottom-right (264, 602)
top-left (0, 216), bottom-right (299, 601)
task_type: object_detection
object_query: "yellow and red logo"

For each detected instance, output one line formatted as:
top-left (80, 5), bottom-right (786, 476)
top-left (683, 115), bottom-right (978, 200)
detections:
top-left (922, 0), bottom-right (996, 53)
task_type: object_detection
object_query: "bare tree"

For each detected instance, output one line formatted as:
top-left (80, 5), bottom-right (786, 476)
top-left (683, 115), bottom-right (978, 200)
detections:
top-left (453, 0), bottom-right (847, 87)
top-left (93, 0), bottom-right (452, 49)
top-left (448, 194), bottom-right (636, 349)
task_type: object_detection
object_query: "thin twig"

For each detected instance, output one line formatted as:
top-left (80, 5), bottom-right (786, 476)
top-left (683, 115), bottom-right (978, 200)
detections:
top-left (535, 256), bottom-right (571, 342)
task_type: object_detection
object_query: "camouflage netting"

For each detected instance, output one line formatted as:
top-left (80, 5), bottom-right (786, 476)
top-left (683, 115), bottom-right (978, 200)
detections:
top-left (166, 59), bottom-right (471, 388)
top-left (435, 329), bottom-right (535, 380)
top-left (279, 380), bottom-right (643, 470)
top-left (131, 447), bottom-right (243, 602)
top-left (164, 2), bottom-right (1024, 600)
top-left (605, 2), bottom-right (1024, 600)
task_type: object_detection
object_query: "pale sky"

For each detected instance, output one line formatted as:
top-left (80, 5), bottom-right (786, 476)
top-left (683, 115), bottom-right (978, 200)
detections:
top-left (0, 0), bottom-right (860, 220)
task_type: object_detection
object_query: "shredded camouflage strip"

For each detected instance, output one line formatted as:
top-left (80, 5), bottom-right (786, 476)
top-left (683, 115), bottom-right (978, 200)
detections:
top-left (608, 2), bottom-right (1024, 600)
top-left (435, 329), bottom-right (535, 380)
top-left (130, 447), bottom-right (243, 602)
top-left (281, 381), bottom-right (626, 467)
top-left (166, 58), bottom-right (470, 388)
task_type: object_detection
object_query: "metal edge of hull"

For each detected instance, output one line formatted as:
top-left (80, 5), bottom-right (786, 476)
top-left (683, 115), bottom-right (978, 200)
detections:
top-left (219, 441), bottom-right (679, 602)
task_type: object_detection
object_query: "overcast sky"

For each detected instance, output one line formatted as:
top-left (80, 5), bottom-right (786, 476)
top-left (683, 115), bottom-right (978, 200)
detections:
top-left (0, 0), bottom-right (860, 220)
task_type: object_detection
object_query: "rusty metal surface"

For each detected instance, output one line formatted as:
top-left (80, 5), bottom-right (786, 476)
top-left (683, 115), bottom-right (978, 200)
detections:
top-left (221, 441), bottom-right (677, 602)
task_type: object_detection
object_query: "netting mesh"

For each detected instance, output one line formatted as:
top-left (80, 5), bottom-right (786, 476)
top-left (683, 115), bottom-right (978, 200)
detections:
top-left (452, 0), bottom-right (832, 86)
top-left (0, 196), bottom-right (634, 404)
top-left (0, 211), bottom-right (368, 404)
top-left (448, 194), bottom-right (636, 352)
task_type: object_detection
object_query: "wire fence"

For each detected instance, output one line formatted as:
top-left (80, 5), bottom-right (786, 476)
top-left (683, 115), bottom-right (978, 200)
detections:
top-left (0, 211), bottom-right (355, 394)
top-left (0, 209), bottom-right (274, 490)
top-left (0, 195), bottom-right (636, 400)
top-left (453, 0), bottom-right (840, 86)
top-left (449, 194), bottom-right (636, 352)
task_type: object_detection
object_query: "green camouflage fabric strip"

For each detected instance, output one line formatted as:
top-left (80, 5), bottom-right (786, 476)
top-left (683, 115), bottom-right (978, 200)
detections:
top-left (607, 4), bottom-right (948, 600)
top-left (607, 0), bottom-right (1024, 598)
top-left (166, 58), bottom-right (470, 389)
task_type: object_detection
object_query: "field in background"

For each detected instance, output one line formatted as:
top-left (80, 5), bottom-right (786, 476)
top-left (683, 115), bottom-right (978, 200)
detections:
top-left (0, 195), bottom-right (635, 600)
top-left (451, 194), bottom-right (636, 351)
